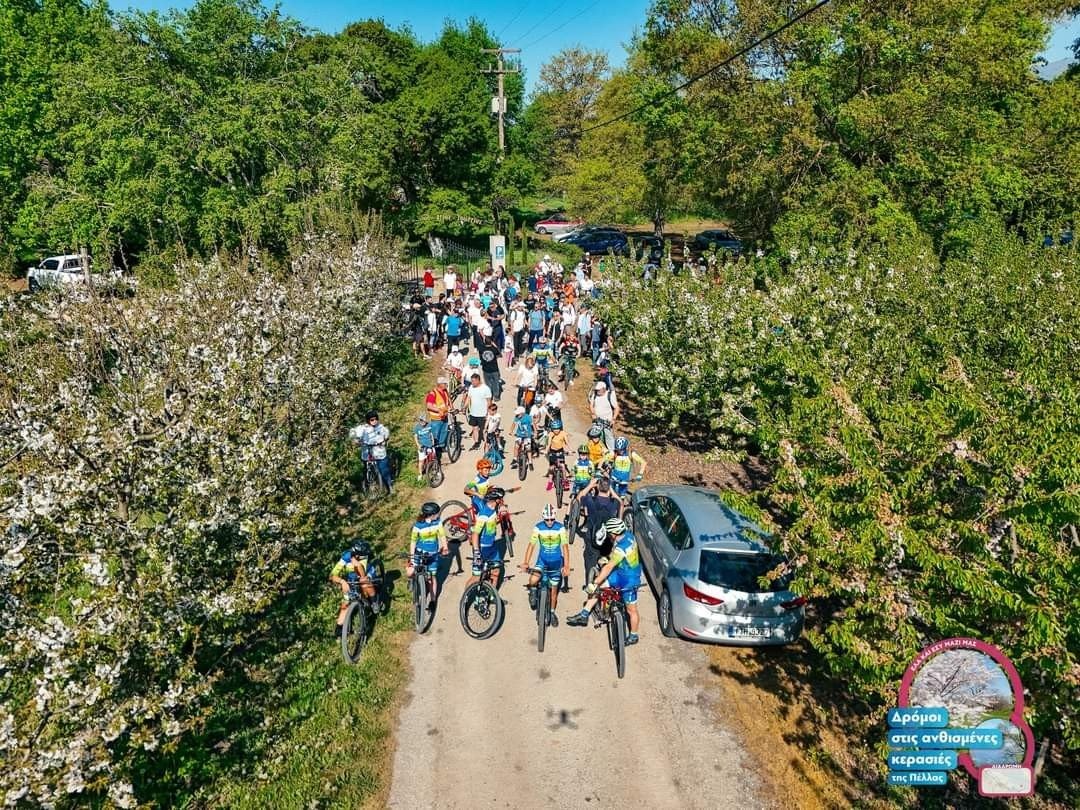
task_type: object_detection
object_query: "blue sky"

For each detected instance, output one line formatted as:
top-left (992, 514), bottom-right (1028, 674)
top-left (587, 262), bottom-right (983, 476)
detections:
top-left (116, 1), bottom-right (1077, 93)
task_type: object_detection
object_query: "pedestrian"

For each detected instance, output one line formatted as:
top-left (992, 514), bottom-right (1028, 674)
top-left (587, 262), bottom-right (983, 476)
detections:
top-left (577, 305), bottom-right (592, 353)
top-left (463, 372), bottom-right (493, 450)
top-left (527, 300), bottom-right (545, 351)
top-left (578, 477), bottom-right (621, 577)
top-left (443, 265), bottom-right (457, 299)
top-left (480, 336), bottom-right (502, 401)
top-left (423, 266), bottom-right (435, 299)
top-left (425, 377), bottom-right (451, 462)
top-left (443, 305), bottom-right (464, 353)
top-left (515, 354), bottom-right (539, 409)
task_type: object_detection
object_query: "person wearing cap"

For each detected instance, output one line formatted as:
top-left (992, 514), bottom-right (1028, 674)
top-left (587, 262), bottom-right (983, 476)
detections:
top-left (588, 381), bottom-right (619, 450)
top-left (566, 517), bottom-right (642, 645)
top-left (425, 377), bottom-right (451, 460)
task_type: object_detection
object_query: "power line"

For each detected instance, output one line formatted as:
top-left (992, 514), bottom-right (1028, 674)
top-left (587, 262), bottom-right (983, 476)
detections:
top-left (519, 0), bottom-right (606, 50)
top-left (496, 5), bottom-right (529, 40)
top-left (579, 0), bottom-right (832, 135)
top-left (509, 1), bottom-right (570, 46)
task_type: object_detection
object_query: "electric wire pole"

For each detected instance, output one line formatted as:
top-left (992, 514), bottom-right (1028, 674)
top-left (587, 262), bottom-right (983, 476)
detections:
top-left (480, 48), bottom-right (520, 156)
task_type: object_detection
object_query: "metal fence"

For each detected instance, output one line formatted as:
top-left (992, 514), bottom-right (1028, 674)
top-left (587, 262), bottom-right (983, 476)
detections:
top-left (403, 237), bottom-right (489, 288)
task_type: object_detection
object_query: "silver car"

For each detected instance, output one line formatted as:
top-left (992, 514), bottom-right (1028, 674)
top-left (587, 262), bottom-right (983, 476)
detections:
top-left (629, 485), bottom-right (806, 645)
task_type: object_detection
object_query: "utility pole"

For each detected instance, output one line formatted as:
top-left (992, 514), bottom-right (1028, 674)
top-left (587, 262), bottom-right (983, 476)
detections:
top-left (480, 48), bottom-right (520, 156)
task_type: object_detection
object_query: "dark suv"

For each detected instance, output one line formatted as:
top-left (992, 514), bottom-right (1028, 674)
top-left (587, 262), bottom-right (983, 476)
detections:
top-left (691, 229), bottom-right (742, 257)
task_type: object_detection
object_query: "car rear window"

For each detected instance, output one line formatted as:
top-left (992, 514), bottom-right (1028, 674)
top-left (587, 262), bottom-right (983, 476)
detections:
top-left (42, 259), bottom-right (59, 270)
top-left (698, 550), bottom-right (792, 592)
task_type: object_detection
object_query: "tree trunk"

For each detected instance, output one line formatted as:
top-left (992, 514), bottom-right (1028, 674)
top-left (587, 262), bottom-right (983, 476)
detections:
top-left (652, 210), bottom-right (665, 238)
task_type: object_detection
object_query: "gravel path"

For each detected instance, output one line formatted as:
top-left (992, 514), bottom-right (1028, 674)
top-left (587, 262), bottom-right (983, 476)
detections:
top-left (387, 356), bottom-right (768, 809)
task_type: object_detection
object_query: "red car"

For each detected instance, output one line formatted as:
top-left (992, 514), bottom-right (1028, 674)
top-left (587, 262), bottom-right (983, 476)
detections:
top-left (534, 214), bottom-right (584, 235)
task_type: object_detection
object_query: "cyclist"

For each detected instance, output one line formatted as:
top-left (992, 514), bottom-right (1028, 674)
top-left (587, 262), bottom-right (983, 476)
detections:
top-left (543, 417), bottom-right (570, 492)
top-left (510, 405), bottom-right (535, 469)
top-left (408, 502), bottom-right (449, 607)
top-left (604, 437), bottom-right (647, 498)
top-left (532, 335), bottom-right (553, 373)
top-left (350, 410), bottom-right (392, 492)
top-left (413, 413), bottom-right (437, 481)
top-left (558, 330), bottom-right (580, 385)
top-left (464, 457), bottom-right (494, 511)
top-left (469, 487), bottom-right (505, 588)
top-left (570, 444), bottom-right (594, 500)
top-left (483, 401), bottom-right (502, 457)
top-left (330, 540), bottom-right (379, 638)
top-left (584, 425), bottom-right (607, 466)
top-left (566, 518), bottom-right (642, 646)
top-left (520, 504), bottom-right (569, 626)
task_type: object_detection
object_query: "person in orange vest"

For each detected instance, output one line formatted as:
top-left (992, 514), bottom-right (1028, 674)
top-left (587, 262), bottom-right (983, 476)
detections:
top-left (425, 377), bottom-right (452, 461)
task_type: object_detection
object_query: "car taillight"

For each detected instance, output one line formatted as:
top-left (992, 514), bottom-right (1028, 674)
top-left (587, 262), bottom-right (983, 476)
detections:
top-left (781, 596), bottom-right (807, 611)
top-left (683, 582), bottom-right (724, 606)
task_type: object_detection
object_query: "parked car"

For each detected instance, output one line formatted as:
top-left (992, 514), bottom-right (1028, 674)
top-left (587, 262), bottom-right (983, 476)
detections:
top-left (534, 214), bottom-right (584, 235)
top-left (27, 254), bottom-right (126, 292)
top-left (554, 224), bottom-right (616, 243)
top-left (1042, 230), bottom-right (1074, 247)
top-left (629, 485), bottom-right (806, 645)
top-left (569, 230), bottom-right (628, 255)
top-left (690, 229), bottom-right (742, 257)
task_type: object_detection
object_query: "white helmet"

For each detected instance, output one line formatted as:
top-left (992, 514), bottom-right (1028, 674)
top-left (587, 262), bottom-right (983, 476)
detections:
top-left (541, 504), bottom-right (557, 521)
top-left (603, 517), bottom-right (627, 536)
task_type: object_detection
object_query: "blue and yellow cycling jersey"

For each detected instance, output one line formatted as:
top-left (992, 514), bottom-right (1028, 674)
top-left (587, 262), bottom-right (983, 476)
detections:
top-left (513, 414), bottom-right (534, 439)
top-left (572, 459), bottom-right (594, 485)
top-left (466, 473), bottom-right (491, 510)
top-left (532, 345), bottom-right (552, 365)
top-left (331, 551), bottom-right (370, 581)
top-left (608, 533), bottom-right (641, 581)
top-left (411, 517), bottom-right (445, 557)
top-left (603, 449), bottom-right (644, 483)
top-left (473, 503), bottom-right (499, 548)
top-left (530, 520), bottom-right (567, 562)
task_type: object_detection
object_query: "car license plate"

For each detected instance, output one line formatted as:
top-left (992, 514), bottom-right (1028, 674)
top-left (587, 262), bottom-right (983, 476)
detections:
top-left (725, 625), bottom-right (769, 638)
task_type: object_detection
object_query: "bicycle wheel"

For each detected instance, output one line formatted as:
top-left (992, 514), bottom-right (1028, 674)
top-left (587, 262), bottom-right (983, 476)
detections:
top-left (567, 500), bottom-right (581, 544)
top-left (371, 559), bottom-right (388, 615)
top-left (517, 445), bottom-right (528, 481)
top-left (439, 499), bottom-right (472, 543)
top-left (554, 466), bottom-right (565, 509)
top-left (340, 600), bottom-right (369, 664)
top-left (446, 421), bottom-right (462, 463)
top-left (614, 607), bottom-right (627, 679)
top-left (459, 581), bottom-right (504, 639)
top-left (426, 456), bottom-right (445, 488)
top-left (411, 574), bottom-right (426, 633)
top-left (503, 525), bottom-right (515, 558)
top-left (419, 573), bottom-right (437, 634)
top-left (537, 583), bottom-right (549, 653)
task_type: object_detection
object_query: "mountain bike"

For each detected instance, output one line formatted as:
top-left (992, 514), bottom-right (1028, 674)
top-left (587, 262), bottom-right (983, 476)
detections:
top-left (483, 429), bottom-right (505, 477)
top-left (559, 348), bottom-right (578, 390)
top-left (402, 551), bottom-right (439, 634)
top-left (460, 556), bottom-right (506, 639)
top-left (420, 445), bottom-right (444, 488)
top-left (589, 583), bottom-right (641, 679)
top-left (439, 498), bottom-right (518, 558)
top-left (514, 435), bottom-right (531, 481)
top-left (340, 564), bottom-right (386, 664)
top-left (360, 447), bottom-right (390, 500)
top-left (445, 409), bottom-right (463, 464)
top-left (524, 565), bottom-right (570, 653)
top-left (549, 452), bottom-right (570, 509)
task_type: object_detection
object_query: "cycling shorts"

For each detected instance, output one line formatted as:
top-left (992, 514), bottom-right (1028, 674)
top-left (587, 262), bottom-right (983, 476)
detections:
top-left (479, 544), bottom-right (503, 564)
top-left (536, 556), bottom-right (564, 584)
top-left (611, 479), bottom-right (630, 497)
top-left (607, 571), bottom-right (640, 604)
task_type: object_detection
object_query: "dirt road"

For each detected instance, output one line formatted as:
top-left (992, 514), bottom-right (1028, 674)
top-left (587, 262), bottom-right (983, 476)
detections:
top-left (387, 357), bottom-right (768, 809)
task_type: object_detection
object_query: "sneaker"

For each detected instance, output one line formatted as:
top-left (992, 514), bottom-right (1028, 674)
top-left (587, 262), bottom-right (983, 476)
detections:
top-left (510, 459), bottom-right (518, 469)
top-left (566, 611), bottom-right (590, 627)
top-left (626, 633), bottom-right (639, 646)
top-left (548, 612), bottom-right (558, 627)
top-left (528, 588), bottom-right (538, 611)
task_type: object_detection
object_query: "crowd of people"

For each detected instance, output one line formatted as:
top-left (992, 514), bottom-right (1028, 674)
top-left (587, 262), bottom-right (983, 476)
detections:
top-left (336, 251), bottom-right (650, 645)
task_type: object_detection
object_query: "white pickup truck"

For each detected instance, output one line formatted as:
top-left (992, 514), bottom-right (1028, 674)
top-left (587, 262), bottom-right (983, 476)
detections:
top-left (27, 254), bottom-right (126, 291)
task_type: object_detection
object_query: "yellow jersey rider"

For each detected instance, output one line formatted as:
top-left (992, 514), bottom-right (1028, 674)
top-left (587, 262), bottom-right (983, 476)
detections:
top-left (520, 504), bottom-right (570, 627)
top-left (566, 518), bottom-right (642, 645)
top-left (330, 540), bottom-right (379, 637)
top-left (603, 436), bottom-right (646, 497)
top-left (408, 501), bottom-right (449, 607)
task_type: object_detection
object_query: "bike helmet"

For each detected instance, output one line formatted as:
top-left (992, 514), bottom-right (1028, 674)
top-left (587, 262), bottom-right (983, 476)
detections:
top-left (420, 501), bottom-right (440, 518)
top-left (476, 458), bottom-right (493, 473)
top-left (416, 412), bottom-right (429, 424)
top-left (549, 418), bottom-right (563, 431)
top-left (514, 406), bottom-right (525, 416)
top-left (351, 540), bottom-right (372, 557)
top-left (541, 504), bottom-right (557, 521)
top-left (603, 518), bottom-right (627, 537)
top-left (577, 444), bottom-right (589, 455)
top-left (485, 486), bottom-right (505, 501)
top-left (614, 437), bottom-right (629, 452)
top-left (365, 410), bottom-right (379, 421)
top-left (587, 425), bottom-right (603, 439)
top-left (468, 357), bottom-right (481, 367)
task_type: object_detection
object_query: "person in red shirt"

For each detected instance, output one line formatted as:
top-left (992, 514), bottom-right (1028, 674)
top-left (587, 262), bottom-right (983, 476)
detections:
top-left (425, 377), bottom-right (451, 460)
top-left (423, 266), bottom-right (435, 299)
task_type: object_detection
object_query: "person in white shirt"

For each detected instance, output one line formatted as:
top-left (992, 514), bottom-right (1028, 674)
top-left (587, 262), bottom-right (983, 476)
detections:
top-left (463, 372), bottom-right (493, 450)
top-left (588, 381), bottom-right (619, 450)
top-left (443, 267), bottom-right (457, 298)
top-left (577, 307), bottom-right (592, 352)
top-left (580, 273), bottom-right (595, 298)
top-left (542, 382), bottom-right (564, 416)
top-left (350, 410), bottom-right (392, 489)
top-left (515, 354), bottom-right (539, 408)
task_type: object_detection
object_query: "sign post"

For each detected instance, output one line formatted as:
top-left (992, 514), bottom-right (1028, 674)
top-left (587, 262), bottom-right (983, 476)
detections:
top-left (489, 235), bottom-right (506, 273)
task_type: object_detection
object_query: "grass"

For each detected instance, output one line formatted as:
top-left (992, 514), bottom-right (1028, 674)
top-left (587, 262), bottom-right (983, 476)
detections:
top-left (131, 341), bottom-right (438, 809)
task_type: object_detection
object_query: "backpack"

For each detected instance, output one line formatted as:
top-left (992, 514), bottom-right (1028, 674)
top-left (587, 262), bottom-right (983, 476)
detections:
top-left (590, 390), bottom-right (615, 411)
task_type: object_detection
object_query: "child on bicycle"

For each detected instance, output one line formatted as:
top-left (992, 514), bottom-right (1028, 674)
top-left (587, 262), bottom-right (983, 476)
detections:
top-left (413, 413), bottom-right (436, 481)
top-left (510, 405), bottom-right (534, 469)
top-left (408, 501), bottom-right (448, 606)
top-left (483, 401), bottom-right (502, 456)
top-left (330, 540), bottom-right (379, 638)
top-left (543, 418), bottom-right (570, 492)
top-left (570, 444), bottom-right (594, 499)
